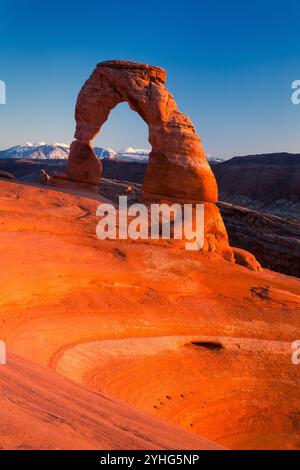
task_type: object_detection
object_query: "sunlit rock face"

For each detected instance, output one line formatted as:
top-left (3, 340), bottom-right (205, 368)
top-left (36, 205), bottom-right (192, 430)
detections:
top-left (69, 60), bottom-right (217, 204)
top-left (0, 180), bottom-right (299, 450)
top-left (66, 141), bottom-right (102, 187)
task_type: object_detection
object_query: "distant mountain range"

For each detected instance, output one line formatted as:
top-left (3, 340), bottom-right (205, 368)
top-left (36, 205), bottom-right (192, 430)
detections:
top-left (0, 142), bottom-right (220, 164)
top-left (0, 142), bottom-right (150, 162)
top-left (0, 142), bottom-right (70, 160)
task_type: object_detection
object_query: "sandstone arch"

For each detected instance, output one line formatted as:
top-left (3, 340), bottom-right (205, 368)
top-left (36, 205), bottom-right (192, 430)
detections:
top-left (66, 60), bottom-right (218, 203)
top-left (41, 60), bottom-right (236, 257)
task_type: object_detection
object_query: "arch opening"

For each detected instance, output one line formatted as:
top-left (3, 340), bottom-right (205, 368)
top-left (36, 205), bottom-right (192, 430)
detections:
top-left (94, 101), bottom-right (151, 159)
top-left (94, 101), bottom-right (151, 193)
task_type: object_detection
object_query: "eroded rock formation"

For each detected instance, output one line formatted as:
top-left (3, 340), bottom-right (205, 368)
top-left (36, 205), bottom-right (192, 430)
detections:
top-left (41, 60), bottom-right (218, 202)
top-left (41, 60), bottom-right (233, 257)
top-left (0, 170), bottom-right (15, 180)
top-left (68, 60), bottom-right (218, 203)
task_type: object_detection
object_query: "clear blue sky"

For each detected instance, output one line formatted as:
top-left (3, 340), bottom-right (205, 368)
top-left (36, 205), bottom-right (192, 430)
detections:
top-left (0, 0), bottom-right (299, 157)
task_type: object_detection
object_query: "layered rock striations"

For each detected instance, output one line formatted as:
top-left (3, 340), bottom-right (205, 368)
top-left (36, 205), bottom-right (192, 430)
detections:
top-left (219, 202), bottom-right (300, 277)
top-left (212, 153), bottom-right (300, 220)
top-left (0, 180), bottom-right (299, 449)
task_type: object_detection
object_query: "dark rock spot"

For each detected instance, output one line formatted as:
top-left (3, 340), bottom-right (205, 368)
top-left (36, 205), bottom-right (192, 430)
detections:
top-left (250, 286), bottom-right (270, 300)
top-left (190, 341), bottom-right (223, 351)
top-left (113, 248), bottom-right (126, 260)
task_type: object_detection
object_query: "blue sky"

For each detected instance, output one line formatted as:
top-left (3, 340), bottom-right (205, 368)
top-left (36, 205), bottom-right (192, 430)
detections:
top-left (0, 0), bottom-right (299, 157)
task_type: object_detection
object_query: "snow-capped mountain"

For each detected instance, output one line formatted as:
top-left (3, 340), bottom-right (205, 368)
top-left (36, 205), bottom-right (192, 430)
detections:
top-left (117, 147), bottom-right (150, 156)
top-left (0, 142), bottom-right (149, 162)
top-left (112, 147), bottom-right (150, 162)
top-left (0, 142), bottom-right (70, 160)
top-left (206, 154), bottom-right (224, 164)
top-left (0, 142), bottom-right (222, 164)
top-left (94, 147), bottom-right (117, 160)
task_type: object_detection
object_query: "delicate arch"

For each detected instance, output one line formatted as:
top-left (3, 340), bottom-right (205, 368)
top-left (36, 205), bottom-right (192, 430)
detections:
top-left (66, 60), bottom-right (218, 203)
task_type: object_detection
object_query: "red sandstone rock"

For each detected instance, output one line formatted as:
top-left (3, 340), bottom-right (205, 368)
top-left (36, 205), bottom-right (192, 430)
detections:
top-left (0, 180), bottom-right (299, 450)
top-left (71, 60), bottom-right (218, 204)
top-left (61, 60), bottom-right (230, 255)
top-left (0, 170), bottom-right (15, 180)
top-left (233, 247), bottom-right (262, 271)
top-left (0, 352), bottom-right (220, 450)
top-left (43, 60), bottom-right (265, 257)
top-left (66, 140), bottom-right (102, 190)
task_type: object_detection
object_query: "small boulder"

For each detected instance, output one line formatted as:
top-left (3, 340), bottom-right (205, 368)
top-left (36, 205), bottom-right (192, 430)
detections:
top-left (233, 247), bottom-right (262, 271)
top-left (0, 170), bottom-right (15, 180)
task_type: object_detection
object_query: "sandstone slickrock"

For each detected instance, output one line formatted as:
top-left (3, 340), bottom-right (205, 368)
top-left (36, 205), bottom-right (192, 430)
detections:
top-left (0, 352), bottom-right (221, 450)
top-left (0, 180), bottom-right (300, 449)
